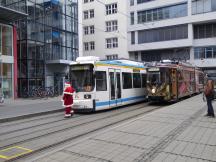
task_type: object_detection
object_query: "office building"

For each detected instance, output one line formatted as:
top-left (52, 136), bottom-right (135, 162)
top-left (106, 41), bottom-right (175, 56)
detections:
top-left (128, 0), bottom-right (216, 78)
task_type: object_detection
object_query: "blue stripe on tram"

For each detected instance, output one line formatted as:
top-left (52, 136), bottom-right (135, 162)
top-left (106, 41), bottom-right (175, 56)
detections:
top-left (96, 96), bottom-right (145, 107)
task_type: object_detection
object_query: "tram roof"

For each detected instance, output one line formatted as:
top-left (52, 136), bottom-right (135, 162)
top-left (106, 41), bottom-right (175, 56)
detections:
top-left (97, 60), bottom-right (146, 68)
top-left (147, 60), bottom-right (195, 69)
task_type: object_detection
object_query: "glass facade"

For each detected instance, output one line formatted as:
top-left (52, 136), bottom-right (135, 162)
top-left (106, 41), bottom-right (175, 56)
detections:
top-left (141, 48), bottom-right (190, 62)
top-left (192, 0), bottom-right (216, 14)
top-left (0, 24), bottom-right (13, 98)
top-left (16, 0), bottom-right (78, 97)
top-left (194, 46), bottom-right (216, 59)
top-left (138, 24), bottom-right (188, 44)
top-left (194, 23), bottom-right (216, 39)
top-left (137, 3), bottom-right (187, 24)
top-left (0, 0), bottom-right (26, 13)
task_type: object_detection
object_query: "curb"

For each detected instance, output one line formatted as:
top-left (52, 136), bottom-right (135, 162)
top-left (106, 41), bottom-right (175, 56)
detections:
top-left (0, 108), bottom-right (64, 123)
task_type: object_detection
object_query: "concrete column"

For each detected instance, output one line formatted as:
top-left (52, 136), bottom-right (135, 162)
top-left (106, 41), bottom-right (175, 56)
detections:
top-left (188, 0), bottom-right (192, 16)
top-left (188, 23), bottom-right (193, 45)
top-left (190, 47), bottom-right (194, 65)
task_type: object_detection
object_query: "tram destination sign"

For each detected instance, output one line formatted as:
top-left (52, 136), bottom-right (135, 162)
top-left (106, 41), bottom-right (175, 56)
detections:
top-left (71, 65), bottom-right (91, 71)
top-left (148, 67), bottom-right (160, 72)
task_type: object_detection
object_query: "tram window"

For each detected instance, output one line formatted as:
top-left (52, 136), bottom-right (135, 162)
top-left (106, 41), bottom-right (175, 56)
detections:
top-left (122, 72), bottom-right (132, 89)
top-left (95, 71), bottom-right (107, 91)
top-left (133, 73), bottom-right (141, 88)
top-left (141, 74), bottom-right (147, 88)
top-left (199, 73), bottom-right (204, 84)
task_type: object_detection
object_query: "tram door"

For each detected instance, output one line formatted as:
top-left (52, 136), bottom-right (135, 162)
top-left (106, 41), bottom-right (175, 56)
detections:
top-left (109, 69), bottom-right (122, 107)
top-left (171, 69), bottom-right (178, 100)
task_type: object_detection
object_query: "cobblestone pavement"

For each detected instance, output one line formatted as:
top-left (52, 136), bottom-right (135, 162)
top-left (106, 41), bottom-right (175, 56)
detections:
top-left (31, 95), bottom-right (216, 162)
top-left (0, 96), bottom-right (62, 121)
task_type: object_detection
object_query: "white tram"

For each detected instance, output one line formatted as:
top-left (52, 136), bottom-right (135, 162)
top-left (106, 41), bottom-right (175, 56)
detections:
top-left (69, 56), bottom-right (147, 112)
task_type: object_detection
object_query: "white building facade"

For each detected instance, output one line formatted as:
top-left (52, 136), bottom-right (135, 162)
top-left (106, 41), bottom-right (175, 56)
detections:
top-left (128, 0), bottom-right (216, 78)
top-left (81, 0), bottom-right (128, 60)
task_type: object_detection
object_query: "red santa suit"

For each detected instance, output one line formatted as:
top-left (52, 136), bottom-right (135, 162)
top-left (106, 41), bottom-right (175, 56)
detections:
top-left (62, 82), bottom-right (75, 117)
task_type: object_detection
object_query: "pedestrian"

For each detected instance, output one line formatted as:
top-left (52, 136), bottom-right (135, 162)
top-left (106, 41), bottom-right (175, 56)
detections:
top-left (62, 82), bottom-right (75, 118)
top-left (204, 79), bottom-right (215, 117)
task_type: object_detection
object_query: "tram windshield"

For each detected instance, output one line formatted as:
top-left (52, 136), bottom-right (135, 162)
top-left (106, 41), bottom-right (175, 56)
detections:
top-left (147, 72), bottom-right (160, 85)
top-left (69, 64), bottom-right (94, 92)
top-left (147, 68), bottom-right (169, 85)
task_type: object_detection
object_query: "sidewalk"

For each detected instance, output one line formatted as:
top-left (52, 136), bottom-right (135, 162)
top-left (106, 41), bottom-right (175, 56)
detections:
top-left (31, 95), bottom-right (216, 162)
top-left (0, 96), bottom-right (63, 122)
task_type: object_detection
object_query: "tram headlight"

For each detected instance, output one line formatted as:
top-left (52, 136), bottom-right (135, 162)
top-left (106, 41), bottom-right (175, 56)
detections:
top-left (152, 88), bottom-right (156, 94)
top-left (84, 94), bottom-right (91, 99)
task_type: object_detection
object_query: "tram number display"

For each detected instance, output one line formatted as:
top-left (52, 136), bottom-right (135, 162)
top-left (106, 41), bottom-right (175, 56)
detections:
top-left (70, 65), bottom-right (91, 71)
top-left (133, 69), bottom-right (140, 73)
top-left (148, 68), bottom-right (160, 72)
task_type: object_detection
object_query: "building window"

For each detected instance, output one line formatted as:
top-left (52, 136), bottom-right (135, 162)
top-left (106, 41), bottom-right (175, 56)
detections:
top-left (106, 21), bottom-right (112, 32)
top-left (135, 52), bottom-right (138, 60)
top-left (0, 25), bottom-right (12, 56)
top-left (137, 3), bottom-right (187, 24)
top-left (130, 0), bottom-right (134, 6)
top-left (141, 74), bottom-right (147, 88)
top-left (84, 42), bottom-right (89, 51)
top-left (138, 24), bottom-right (188, 44)
top-left (122, 72), bottom-right (132, 89)
top-left (83, 11), bottom-right (88, 19)
top-left (106, 54), bottom-right (118, 60)
top-left (84, 26), bottom-right (94, 35)
top-left (96, 71), bottom-right (107, 91)
top-left (113, 38), bottom-right (118, 48)
top-left (131, 31), bottom-right (135, 44)
top-left (192, 0), bottom-right (216, 15)
top-left (106, 3), bottom-right (117, 15)
top-left (89, 9), bottom-right (94, 18)
top-left (194, 23), bottom-right (216, 39)
top-left (194, 46), bottom-right (216, 59)
top-left (106, 39), bottom-right (112, 48)
top-left (130, 12), bottom-right (134, 25)
top-left (84, 26), bottom-right (88, 35)
top-left (133, 73), bottom-right (141, 88)
top-left (112, 21), bottom-right (118, 31)
top-left (106, 20), bottom-right (118, 32)
top-left (0, 63), bottom-right (13, 98)
top-left (90, 41), bottom-right (95, 50)
top-left (90, 25), bottom-right (95, 34)
top-left (137, 0), bottom-right (154, 4)
top-left (84, 0), bottom-right (94, 3)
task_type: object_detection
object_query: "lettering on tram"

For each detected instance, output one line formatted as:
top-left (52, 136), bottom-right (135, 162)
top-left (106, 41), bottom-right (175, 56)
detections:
top-left (146, 60), bottom-right (205, 102)
top-left (69, 56), bottom-right (148, 112)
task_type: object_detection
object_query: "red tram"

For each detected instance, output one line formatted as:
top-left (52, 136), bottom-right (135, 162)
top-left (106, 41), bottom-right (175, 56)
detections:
top-left (147, 60), bottom-right (205, 102)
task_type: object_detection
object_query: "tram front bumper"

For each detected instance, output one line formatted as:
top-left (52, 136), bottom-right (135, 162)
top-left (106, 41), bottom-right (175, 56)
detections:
top-left (148, 95), bottom-right (164, 101)
top-left (73, 99), bottom-right (94, 112)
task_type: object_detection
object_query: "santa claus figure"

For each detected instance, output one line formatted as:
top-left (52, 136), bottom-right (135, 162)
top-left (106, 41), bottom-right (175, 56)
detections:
top-left (62, 82), bottom-right (75, 118)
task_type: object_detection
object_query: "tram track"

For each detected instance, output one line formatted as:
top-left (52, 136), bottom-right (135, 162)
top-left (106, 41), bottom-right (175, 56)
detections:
top-left (0, 104), bottom-right (154, 141)
top-left (0, 102), bottom-right (150, 148)
top-left (0, 103), bottom-right (165, 162)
